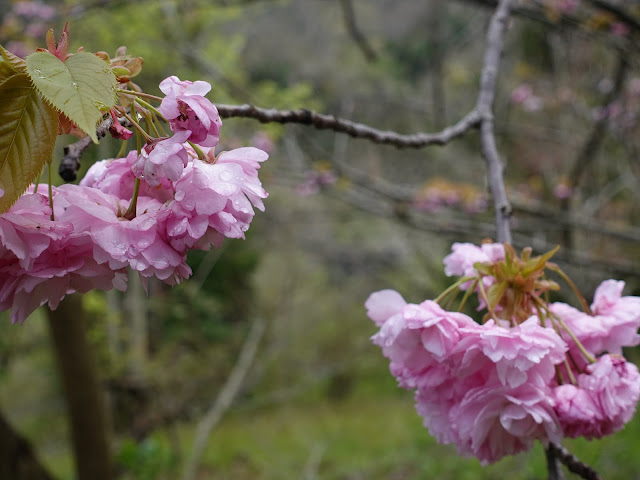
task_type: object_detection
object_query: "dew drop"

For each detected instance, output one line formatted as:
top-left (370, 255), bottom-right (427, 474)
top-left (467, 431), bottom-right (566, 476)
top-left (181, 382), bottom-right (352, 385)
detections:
top-left (219, 170), bottom-right (233, 182)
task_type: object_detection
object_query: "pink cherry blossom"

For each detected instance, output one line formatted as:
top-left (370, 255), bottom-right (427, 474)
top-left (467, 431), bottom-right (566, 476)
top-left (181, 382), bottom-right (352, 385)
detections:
top-left (454, 382), bottom-right (561, 464)
top-left (364, 289), bottom-right (407, 327)
top-left (0, 190), bottom-right (127, 323)
top-left (55, 184), bottom-right (191, 285)
top-left (372, 300), bottom-right (477, 361)
top-left (81, 151), bottom-right (174, 204)
top-left (451, 318), bottom-right (567, 389)
top-left (367, 241), bottom-right (640, 462)
top-left (511, 84), bottom-right (533, 104)
top-left (555, 355), bottom-right (640, 439)
top-left (443, 242), bottom-right (504, 280)
top-left (591, 281), bottom-right (640, 349)
top-left (591, 280), bottom-right (625, 314)
top-left (109, 110), bottom-right (133, 140)
top-left (131, 132), bottom-right (191, 187)
top-left (0, 192), bottom-right (69, 270)
top-left (552, 290), bottom-right (640, 356)
top-left (370, 299), bottom-right (480, 389)
top-left (215, 147), bottom-right (269, 211)
top-left (168, 149), bottom-right (268, 251)
top-left (478, 317), bottom-right (567, 388)
top-left (415, 373), bottom-right (484, 445)
top-left (13, 1), bottom-right (57, 21)
top-left (553, 384), bottom-right (601, 438)
top-left (158, 76), bottom-right (222, 147)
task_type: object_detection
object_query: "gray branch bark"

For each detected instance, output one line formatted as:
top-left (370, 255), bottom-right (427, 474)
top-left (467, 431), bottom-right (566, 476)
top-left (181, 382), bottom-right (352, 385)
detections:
top-left (476, 0), bottom-right (513, 243)
top-left (215, 104), bottom-right (481, 148)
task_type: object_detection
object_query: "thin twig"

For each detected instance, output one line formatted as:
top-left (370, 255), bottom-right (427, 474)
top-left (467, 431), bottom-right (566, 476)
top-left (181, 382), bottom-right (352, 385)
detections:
top-left (567, 54), bottom-right (628, 192)
top-left (456, 0), bottom-right (634, 53)
top-left (561, 54), bottom-right (628, 248)
top-left (587, 0), bottom-right (640, 34)
top-left (338, 0), bottom-right (378, 62)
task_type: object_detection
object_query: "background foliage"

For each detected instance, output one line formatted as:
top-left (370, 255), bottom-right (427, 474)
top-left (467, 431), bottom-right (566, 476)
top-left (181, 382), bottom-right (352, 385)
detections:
top-left (1, 0), bottom-right (640, 478)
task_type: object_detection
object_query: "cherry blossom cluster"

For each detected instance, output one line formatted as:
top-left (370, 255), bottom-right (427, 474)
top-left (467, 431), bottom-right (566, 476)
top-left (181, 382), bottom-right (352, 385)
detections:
top-left (2, 1), bottom-right (58, 58)
top-left (0, 76), bottom-right (268, 323)
top-left (296, 168), bottom-right (338, 197)
top-left (412, 179), bottom-right (488, 216)
top-left (366, 242), bottom-right (640, 464)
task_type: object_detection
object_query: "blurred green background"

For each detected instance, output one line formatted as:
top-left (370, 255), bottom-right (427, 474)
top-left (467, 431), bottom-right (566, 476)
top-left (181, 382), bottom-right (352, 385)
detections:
top-left (2, 0), bottom-right (640, 478)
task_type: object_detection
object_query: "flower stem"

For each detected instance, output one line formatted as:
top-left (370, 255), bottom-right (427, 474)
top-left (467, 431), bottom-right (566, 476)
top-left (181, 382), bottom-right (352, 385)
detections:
top-left (477, 279), bottom-right (499, 323)
top-left (533, 300), bottom-right (547, 328)
top-left (116, 88), bottom-right (163, 102)
top-left (546, 307), bottom-right (597, 364)
top-left (133, 96), bottom-right (165, 119)
top-left (547, 264), bottom-right (591, 315)
top-left (132, 97), bottom-right (169, 136)
top-left (188, 141), bottom-right (207, 161)
top-left (144, 113), bottom-right (160, 138)
top-left (115, 106), bottom-right (154, 143)
top-left (116, 137), bottom-right (128, 158)
top-left (562, 356), bottom-right (578, 385)
top-left (457, 279), bottom-right (478, 313)
top-left (48, 160), bottom-right (54, 221)
top-left (123, 178), bottom-right (141, 220)
top-left (434, 276), bottom-right (472, 305)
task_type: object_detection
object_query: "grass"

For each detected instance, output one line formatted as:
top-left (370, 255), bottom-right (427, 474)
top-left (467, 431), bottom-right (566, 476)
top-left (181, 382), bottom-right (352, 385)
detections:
top-left (4, 309), bottom-right (640, 479)
top-left (159, 385), bottom-right (640, 480)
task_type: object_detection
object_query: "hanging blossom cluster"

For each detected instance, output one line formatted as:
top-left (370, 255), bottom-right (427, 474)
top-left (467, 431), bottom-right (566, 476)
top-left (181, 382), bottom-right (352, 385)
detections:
top-left (366, 242), bottom-right (640, 464)
top-left (0, 75), bottom-right (268, 323)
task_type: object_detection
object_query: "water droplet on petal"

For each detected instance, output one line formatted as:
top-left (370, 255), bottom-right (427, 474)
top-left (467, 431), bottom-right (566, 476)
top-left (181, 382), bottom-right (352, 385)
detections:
top-left (219, 170), bottom-right (233, 182)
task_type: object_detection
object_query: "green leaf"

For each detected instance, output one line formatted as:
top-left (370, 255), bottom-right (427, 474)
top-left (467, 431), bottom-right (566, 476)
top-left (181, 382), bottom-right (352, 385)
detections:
top-left (0, 73), bottom-right (58, 213)
top-left (0, 46), bottom-right (27, 83)
top-left (487, 281), bottom-right (507, 310)
top-left (25, 51), bottom-right (116, 143)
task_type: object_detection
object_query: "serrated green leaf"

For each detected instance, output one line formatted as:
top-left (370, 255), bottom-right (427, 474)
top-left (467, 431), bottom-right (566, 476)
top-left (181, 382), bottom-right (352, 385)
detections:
top-left (0, 46), bottom-right (27, 84)
top-left (25, 51), bottom-right (116, 143)
top-left (0, 73), bottom-right (58, 213)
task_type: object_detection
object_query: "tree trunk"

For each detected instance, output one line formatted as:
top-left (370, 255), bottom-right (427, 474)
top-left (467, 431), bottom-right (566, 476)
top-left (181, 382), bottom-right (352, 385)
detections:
top-left (126, 271), bottom-right (147, 379)
top-left (47, 294), bottom-right (112, 480)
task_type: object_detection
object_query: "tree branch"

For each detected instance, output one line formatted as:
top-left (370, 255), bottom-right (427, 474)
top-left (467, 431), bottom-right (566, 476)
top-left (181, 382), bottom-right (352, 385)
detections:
top-left (587, 0), bottom-right (640, 34)
top-left (476, 0), bottom-right (513, 243)
top-left (456, 0), bottom-right (637, 52)
top-left (546, 444), bottom-right (565, 480)
top-left (547, 443), bottom-right (602, 480)
top-left (567, 54), bottom-right (628, 193)
top-left (59, 118), bottom-right (113, 182)
top-left (216, 104), bottom-right (481, 147)
top-left (561, 53), bottom-right (628, 248)
top-left (338, 0), bottom-right (378, 62)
